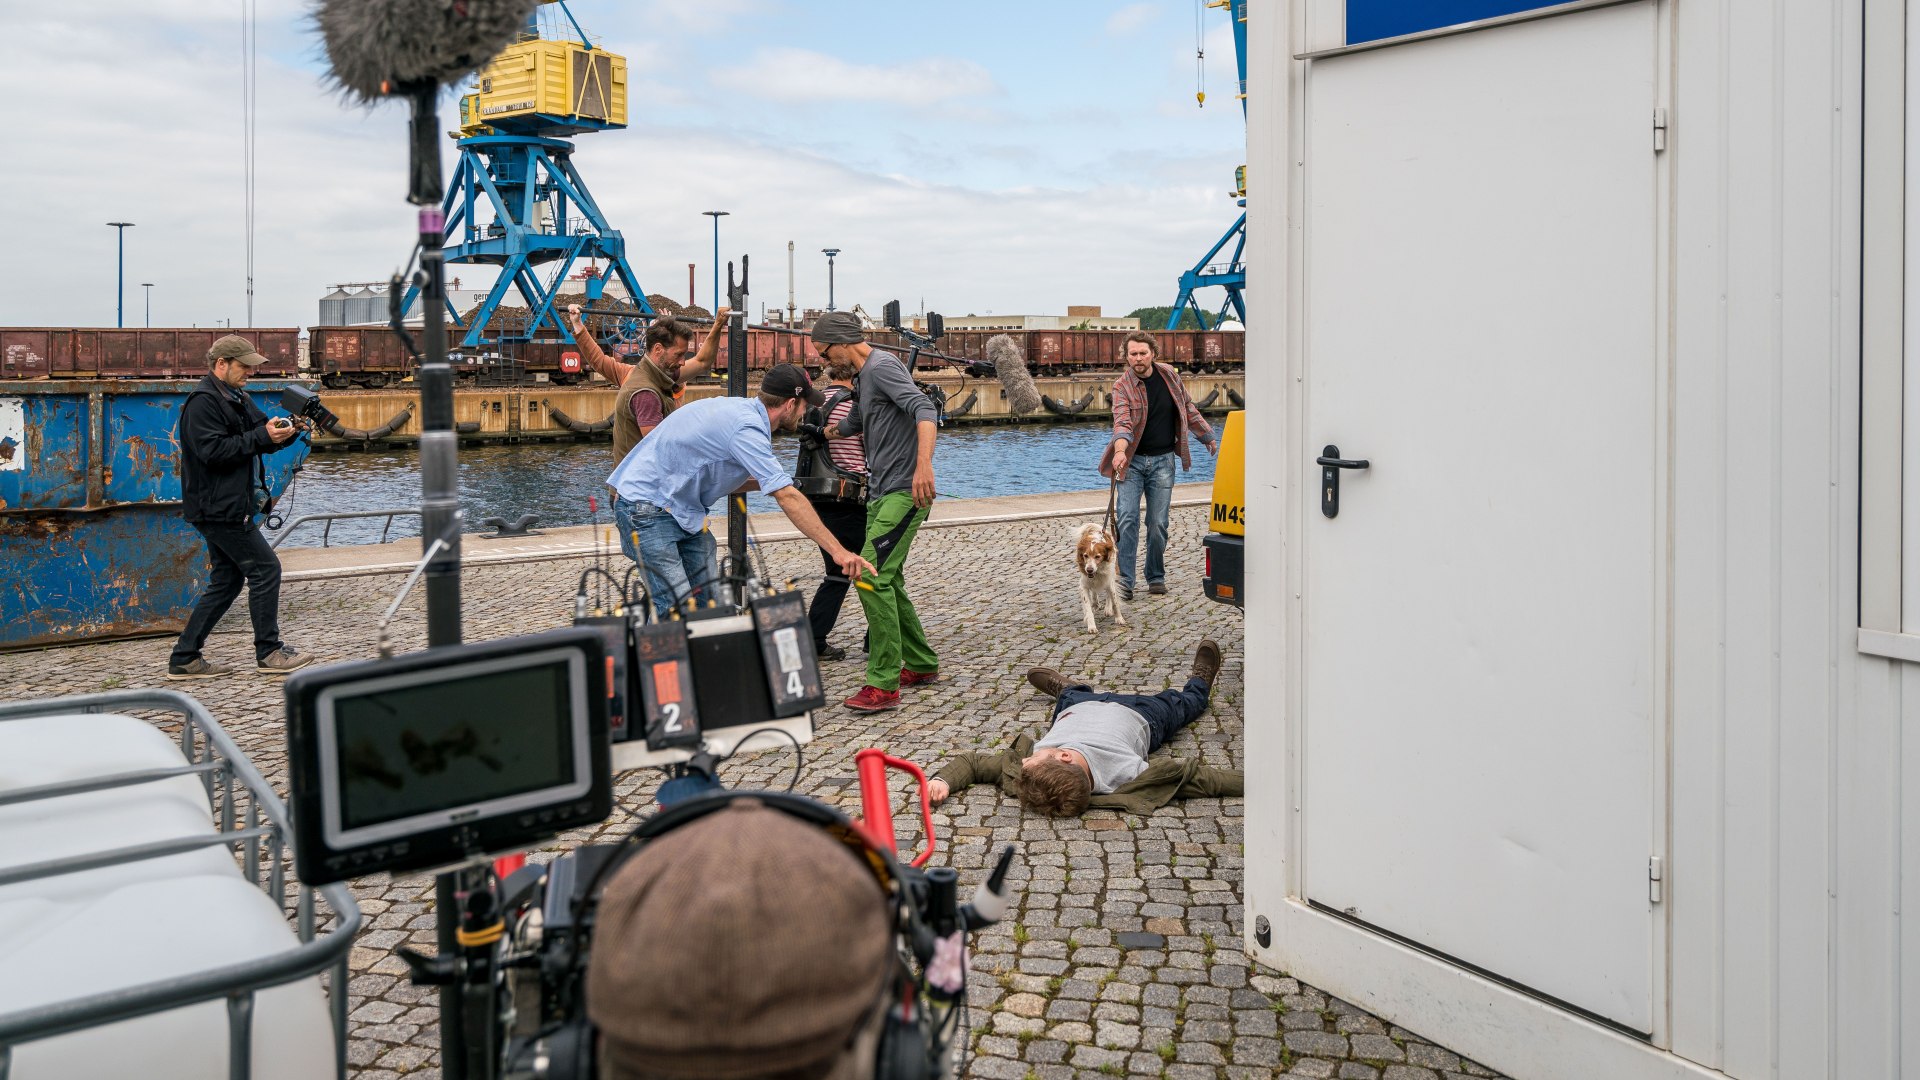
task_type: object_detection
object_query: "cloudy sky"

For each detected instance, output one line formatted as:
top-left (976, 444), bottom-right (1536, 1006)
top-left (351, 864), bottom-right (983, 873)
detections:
top-left (0, 0), bottom-right (1245, 330)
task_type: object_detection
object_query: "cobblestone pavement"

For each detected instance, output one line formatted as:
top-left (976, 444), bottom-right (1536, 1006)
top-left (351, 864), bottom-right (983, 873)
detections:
top-left (1, 507), bottom-right (1509, 1080)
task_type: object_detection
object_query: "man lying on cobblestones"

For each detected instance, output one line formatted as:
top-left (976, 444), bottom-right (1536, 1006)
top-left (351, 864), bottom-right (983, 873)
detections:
top-left (926, 639), bottom-right (1241, 817)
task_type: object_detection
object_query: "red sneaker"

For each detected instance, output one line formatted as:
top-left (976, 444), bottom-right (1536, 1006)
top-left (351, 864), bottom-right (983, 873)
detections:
top-left (899, 668), bottom-right (940, 688)
top-left (843, 685), bottom-right (901, 712)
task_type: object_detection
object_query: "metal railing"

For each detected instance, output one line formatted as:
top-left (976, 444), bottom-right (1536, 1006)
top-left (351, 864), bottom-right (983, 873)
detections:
top-left (0, 689), bottom-right (363, 1080)
top-left (270, 508), bottom-right (421, 549)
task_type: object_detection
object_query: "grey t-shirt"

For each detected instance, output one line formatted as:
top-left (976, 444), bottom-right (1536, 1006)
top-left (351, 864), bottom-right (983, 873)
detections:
top-left (1037, 701), bottom-right (1151, 794)
top-left (836, 349), bottom-right (936, 498)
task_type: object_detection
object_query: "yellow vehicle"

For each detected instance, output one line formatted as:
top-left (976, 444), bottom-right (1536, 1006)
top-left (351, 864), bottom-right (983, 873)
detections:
top-left (1203, 410), bottom-right (1244, 606)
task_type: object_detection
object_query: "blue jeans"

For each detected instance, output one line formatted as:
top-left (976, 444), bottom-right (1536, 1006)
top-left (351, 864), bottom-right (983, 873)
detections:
top-left (1115, 451), bottom-right (1176, 590)
top-left (614, 497), bottom-right (716, 616)
top-left (1051, 677), bottom-right (1212, 752)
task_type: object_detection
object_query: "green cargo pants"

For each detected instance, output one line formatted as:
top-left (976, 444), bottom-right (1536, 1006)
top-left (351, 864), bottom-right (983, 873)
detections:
top-left (858, 490), bottom-right (937, 691)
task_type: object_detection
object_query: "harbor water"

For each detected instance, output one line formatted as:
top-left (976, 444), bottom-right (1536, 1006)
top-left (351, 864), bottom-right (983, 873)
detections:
top-left (276, 421), bottom-right (1219, 547)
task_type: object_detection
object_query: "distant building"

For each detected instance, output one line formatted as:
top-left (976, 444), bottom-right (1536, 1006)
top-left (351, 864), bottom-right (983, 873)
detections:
top-left (943, 307), bottom-right (1140, 332)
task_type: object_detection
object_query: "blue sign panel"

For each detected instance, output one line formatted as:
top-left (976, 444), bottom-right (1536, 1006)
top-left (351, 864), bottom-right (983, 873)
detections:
top-left (1348, 1), bottom-right (1567, 44)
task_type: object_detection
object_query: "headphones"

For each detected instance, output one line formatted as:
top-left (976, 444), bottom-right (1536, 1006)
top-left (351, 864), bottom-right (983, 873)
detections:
top-left (566, 788), bottom-right (948, 1080)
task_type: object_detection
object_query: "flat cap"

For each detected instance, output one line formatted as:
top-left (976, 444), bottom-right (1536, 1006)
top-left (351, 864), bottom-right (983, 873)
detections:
top-left (208, 335), bottom-right (269, 367)
top-left (586, 799), bottom-right (894, 1079)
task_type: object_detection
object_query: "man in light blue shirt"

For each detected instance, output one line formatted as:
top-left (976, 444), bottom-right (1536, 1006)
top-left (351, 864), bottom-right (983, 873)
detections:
top-left (608, 363), bottom-right (876, 615)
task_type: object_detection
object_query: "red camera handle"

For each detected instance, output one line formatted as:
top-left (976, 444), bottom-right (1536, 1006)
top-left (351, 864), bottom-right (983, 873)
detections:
top-left (853, 747), bottom-right (937, 868)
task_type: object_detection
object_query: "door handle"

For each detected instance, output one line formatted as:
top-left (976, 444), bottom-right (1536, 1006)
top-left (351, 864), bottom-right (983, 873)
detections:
top-left (1317, 445), bottom-right (1369, 518)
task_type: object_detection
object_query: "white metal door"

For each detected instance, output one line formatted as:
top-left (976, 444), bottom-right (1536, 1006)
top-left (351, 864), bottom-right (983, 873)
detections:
top-left (1300, 3), bottom-right (1659, 1035)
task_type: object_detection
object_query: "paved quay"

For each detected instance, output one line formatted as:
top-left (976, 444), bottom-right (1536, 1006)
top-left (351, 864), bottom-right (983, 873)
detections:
top-left (0, 497), bottom-right (1510, 1080)
top-left (277, 484), bottom-right (1212, 579)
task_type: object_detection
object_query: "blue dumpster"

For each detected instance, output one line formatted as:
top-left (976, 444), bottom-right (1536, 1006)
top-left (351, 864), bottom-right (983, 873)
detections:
top-left (0, 381), bottom-right (312, 650)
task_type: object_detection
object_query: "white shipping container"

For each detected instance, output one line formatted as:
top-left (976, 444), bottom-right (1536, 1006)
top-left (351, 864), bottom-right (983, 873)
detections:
top-left (1242, 2), bottom-right (1916, 1079)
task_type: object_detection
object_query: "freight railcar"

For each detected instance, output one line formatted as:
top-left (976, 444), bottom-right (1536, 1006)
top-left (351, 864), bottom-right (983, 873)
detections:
top-left (3, 325), bottom-right (1243, 385)
top-left (0, 328), bottom-right (301, 379)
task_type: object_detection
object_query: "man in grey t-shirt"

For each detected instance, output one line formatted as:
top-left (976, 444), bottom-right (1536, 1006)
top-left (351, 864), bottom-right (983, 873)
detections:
top-left (814, 311), bottom-right (941, 713)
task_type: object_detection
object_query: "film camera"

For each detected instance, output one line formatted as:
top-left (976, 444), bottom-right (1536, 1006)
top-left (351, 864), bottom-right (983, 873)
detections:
top-left (284, 590), bottom-right (1012, 1080)
top-left (279, 384), bottom-right (341, 435)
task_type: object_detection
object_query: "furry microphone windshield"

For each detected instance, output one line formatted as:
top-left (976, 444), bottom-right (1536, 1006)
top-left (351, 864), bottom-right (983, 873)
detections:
top-left (985, 334), bottom-right (1043, 415)
top-left (316, 0), bottom-right (544, 102)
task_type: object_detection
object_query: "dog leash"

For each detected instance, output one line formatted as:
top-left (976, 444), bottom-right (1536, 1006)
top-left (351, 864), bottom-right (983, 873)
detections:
top-left (1103, 478), bottom-right (1118, 539)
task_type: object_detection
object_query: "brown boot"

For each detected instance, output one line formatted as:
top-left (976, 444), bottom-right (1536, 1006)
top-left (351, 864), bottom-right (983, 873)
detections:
top-left (1190, 640), bottom-right (1222, 685)
top-left (1027, 667), bottom-right (1073, 698)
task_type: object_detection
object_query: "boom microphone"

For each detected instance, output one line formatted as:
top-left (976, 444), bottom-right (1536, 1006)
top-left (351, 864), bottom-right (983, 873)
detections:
top-left (316, 0), bottom-right (543, 103)
top-left (985, 333), bottom-right (1042, 415)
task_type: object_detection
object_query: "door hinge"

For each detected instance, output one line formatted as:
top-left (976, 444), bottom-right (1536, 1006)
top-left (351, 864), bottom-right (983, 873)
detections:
top-left (1648, 856), bottom-right (1664, 903)
top-left (1653, 108), bottom-right (1668, 152)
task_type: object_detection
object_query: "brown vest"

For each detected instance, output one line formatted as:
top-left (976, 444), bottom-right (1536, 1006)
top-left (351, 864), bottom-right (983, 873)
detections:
top-left (611, 358), bottom-right (680, 461)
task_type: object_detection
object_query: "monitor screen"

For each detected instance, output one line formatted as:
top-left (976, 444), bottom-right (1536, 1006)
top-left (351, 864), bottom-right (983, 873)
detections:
top-left (318, 648), bottom-right (592, 846)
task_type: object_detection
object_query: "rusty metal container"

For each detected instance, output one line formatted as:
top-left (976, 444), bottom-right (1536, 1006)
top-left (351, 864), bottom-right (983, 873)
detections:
top-left (0, 380), bottom-right (311, 649)
top-left (0, 330), bottom-right (57, 378)
top-left (3, 329), bottom-right (299, 380)
top-left (1156, 331), bottom-right (1198, 363)
top-left (1198, 332), bottom-right (1227, 367)
top-left (1027, 331), bottom-right (1065, 373)
top-left (311, 326), bottom-right (410, 386)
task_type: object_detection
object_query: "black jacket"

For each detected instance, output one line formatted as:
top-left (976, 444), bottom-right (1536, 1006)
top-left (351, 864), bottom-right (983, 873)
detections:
top-left (178, 374), bottom-right (278, 524)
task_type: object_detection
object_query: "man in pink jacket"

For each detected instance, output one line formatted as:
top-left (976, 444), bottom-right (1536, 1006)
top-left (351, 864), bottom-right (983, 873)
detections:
top-left (1098, 331), bottom-right (1217, 600)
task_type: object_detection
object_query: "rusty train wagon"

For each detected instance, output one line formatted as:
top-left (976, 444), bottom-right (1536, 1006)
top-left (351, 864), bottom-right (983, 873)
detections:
top-left (0, 328), bottom-right (300, 379)
top-left (4, 325), bottom-right (1244, 386)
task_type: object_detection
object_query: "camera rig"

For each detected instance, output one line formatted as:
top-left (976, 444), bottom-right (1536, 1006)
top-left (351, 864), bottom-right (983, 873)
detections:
top-left (285, 575), bottom-right (1013, 1080)
top-left (881, 300), bottom-right (958, 426)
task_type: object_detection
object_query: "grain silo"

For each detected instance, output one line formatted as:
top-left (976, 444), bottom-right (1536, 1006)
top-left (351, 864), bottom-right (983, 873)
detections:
top-left (317, 287), bottom-right (351, 326)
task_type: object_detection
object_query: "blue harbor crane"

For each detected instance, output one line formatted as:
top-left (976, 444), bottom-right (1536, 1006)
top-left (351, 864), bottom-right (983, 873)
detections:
top-left (402, 1), bottom-right (650, 352)
top-left (1168, 0), bottom-right (1248, 330)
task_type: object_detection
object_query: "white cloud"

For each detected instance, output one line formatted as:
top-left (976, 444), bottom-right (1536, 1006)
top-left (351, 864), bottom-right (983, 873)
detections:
top-left (565, 127), bottom-right (1234, 320)
top-left (1105, 3), bottom-right (1158, 36)
top-left (709, 47), bottom-right (999, 107)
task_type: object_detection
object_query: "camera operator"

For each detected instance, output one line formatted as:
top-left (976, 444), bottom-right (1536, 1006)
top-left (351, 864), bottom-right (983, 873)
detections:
top-left (587, 800), bottom-right (897, 1080)
top-left (166, 335), bottom-right (313, 680)
top-left (607, 363), bottom-right (876, 615)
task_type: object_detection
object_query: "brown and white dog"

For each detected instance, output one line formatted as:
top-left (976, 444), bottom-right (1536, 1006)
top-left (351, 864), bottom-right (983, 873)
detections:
top-left (1073, 522), bottom-right (1126, 633)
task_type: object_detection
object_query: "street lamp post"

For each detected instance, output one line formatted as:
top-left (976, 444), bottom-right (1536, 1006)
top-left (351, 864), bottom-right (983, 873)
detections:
top-left (702, 211), bottom-right (729, 313)
top-left (821, 248), bottom-right (841, 311)
top-left (141, 284), bottom-right (154, 328)
top-left (107, 222), bottom-right (135, 328)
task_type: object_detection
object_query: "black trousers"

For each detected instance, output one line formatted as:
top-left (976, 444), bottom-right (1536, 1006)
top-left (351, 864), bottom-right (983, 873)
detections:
top-left (170, 521), bottom-right (284, 665)
top-left (807, 498), bottom-right (869, 648)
